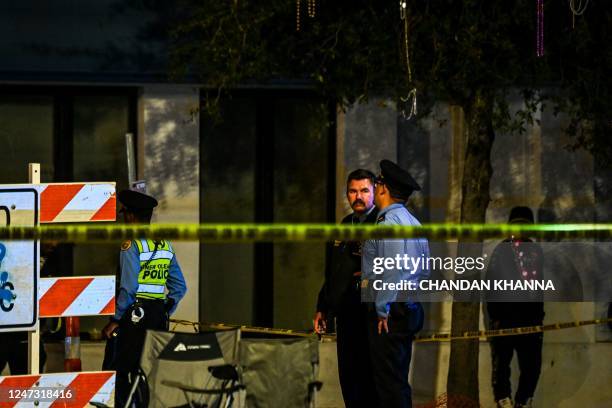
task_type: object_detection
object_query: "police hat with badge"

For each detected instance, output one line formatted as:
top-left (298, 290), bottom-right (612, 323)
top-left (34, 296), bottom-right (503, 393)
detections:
top-left (118, 189), bottom-right (158, 212)
top-left (377, 159), bottom-right (421, 201)
top-left (118, 189), bottom-right (158, 223)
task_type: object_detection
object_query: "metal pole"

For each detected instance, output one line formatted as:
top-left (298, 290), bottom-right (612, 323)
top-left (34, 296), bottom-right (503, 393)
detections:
top-left (126, 133), bottom-right (136, 188)
top-left (28, 163), bottom-right (40, 374)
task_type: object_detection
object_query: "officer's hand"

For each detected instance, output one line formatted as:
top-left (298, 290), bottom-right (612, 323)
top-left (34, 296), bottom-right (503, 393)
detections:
top-left (313, 312), bottom-right (327, 334)
top-left (102, 321), bottom-right (119, 339)
top-left (377, 316), bottom-right (389, 335)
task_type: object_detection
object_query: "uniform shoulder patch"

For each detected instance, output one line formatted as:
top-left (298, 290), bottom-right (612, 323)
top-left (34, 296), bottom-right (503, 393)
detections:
top-left (121, 240), bottom-right (132, 251)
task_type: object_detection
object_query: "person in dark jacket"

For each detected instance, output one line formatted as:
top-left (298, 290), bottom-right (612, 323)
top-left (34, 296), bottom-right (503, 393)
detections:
top-left (486, 206), bottom-right (544, 408)
top-left (313, 169), bottom-right (378, 408)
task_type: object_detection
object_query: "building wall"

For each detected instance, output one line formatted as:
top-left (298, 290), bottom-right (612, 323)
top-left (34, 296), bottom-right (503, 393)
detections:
top-left (336, 98), bottom-right (398, 219)
top-left (140, 85), bottom-right (200, 323)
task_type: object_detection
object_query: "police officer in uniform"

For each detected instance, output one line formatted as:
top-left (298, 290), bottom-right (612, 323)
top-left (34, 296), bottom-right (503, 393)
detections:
top-left (102, 190), bottom-right (187, 407)
top-left (361, 160), bottom-right (429, 408)
top-left (313, 169), bottom-right (378, 407)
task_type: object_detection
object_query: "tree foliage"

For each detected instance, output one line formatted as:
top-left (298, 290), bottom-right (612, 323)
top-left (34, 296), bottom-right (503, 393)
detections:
top-left (167, 0), bottom-right (610, 144)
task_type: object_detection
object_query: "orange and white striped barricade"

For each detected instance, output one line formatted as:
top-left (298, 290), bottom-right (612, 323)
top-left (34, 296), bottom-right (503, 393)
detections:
top-left (0, 163), bottom-right (118, 403)
top-left (0, 371), bottom-right (115, 407)
top-left (38, 182), bottom-right (116, 224)
top-left (38, 276), bottom-right (116, 373)
top-left (39, 277), bottom-right (115, 319)
top-left (0, 182), bottom-right (116, 226)
top-left (35, 180), bottom-right (115, 374)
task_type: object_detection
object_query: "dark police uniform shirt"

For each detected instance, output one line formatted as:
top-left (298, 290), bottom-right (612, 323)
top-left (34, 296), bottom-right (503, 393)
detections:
top-left (316, 207), bottom-right (378, 315)
top-left (361, 203), bottom-right (430, 318)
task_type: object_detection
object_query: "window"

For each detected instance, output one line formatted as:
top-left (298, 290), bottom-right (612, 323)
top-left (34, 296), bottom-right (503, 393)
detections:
top-left (200, 91), bottom-right (335, 329)
top-left (0, 86), bottom-right (136, 334)
top-left (0, 94), bottom-right (54, 183)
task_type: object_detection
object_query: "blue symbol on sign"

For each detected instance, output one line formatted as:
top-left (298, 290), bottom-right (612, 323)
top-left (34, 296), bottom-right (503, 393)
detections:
top-left (0, 243), bottom-right (17, 312)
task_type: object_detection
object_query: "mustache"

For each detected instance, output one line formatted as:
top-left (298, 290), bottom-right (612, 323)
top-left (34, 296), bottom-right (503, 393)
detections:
top-left (351, 199), bottom-right (366, 207)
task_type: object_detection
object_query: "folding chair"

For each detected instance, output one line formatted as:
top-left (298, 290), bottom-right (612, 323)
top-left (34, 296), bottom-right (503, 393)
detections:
top-left (238, 337), bottom-right (322, 408)
top-left (131, 328), bottom-right (244, 408)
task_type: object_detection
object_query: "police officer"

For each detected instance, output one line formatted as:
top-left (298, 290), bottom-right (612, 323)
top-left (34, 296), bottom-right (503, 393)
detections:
top-left (102, 189), bottom-right (187, 407)
top-left (313, 169), bottom-right (378, 407)
top-left (361, 160), bottom-right (429, 408)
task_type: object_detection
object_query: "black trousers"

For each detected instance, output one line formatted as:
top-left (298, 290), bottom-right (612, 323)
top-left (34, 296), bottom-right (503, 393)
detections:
top-left (102, 336), bottom-right (119, 371)
top-left (335, 300), bottom-right (377, 408)
top-left (115, 300), bottom-right (168, 407)
top-left (490, 330), bottom-right (543, 404)
top-left (366, 303), bottom-right (423, 408)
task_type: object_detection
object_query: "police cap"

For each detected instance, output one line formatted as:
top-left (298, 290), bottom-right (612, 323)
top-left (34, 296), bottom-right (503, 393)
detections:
top-left (118, 189), bottom-right (158, 211)
top-left (378, 159), bottom-right (421, 199)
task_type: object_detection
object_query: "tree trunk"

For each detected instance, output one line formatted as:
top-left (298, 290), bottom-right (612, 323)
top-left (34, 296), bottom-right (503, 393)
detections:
top-left (446, 91), bottom-right (495, 407)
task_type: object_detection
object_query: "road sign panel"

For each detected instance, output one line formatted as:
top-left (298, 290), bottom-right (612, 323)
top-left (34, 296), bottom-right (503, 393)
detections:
top-left (0, 188), bottom-right (39, 332)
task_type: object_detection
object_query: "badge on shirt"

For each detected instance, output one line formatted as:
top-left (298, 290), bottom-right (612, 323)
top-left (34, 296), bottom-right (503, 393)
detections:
top-left (333, 240), bottom-right (342, 247)
top-left (121, 240), bottom-right (132, 251)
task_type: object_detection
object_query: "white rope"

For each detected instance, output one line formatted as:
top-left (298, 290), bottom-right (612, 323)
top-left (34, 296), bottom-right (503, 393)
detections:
top-left (569, 0), bottom-right (590, 16)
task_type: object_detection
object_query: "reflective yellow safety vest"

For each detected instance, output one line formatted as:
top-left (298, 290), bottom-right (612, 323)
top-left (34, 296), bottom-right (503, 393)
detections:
top-left (134, 239), bottom-right (174, 300)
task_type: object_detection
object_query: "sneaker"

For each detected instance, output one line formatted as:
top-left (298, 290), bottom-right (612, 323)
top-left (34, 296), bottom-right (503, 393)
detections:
top-left (497, 397), bottom-right (513, 408)
top-left (515, 398), bottom-right (533, 408)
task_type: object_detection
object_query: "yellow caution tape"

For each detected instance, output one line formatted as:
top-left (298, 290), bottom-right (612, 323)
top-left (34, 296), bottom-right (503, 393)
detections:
top-left (413, 317), bottom-right (612, 342)
top-left (170, 319), bottom-right (317, 338)
top-left (169, 317), bottom-right (612, 343)
top-left (2, 223), bottom-right (612, 242)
